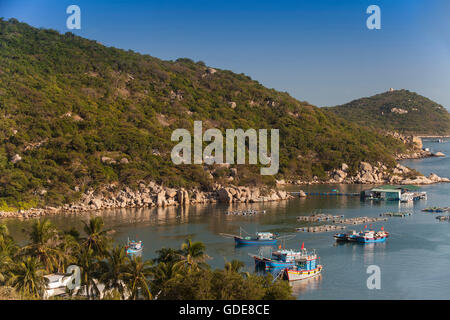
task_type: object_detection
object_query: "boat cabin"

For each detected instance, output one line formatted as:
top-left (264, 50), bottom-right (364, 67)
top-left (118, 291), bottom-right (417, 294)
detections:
top-left (256, 232), bottom-right (274, 240)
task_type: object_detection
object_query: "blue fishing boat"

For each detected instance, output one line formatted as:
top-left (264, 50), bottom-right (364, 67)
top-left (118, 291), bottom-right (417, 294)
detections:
top-left (283, 247), bottom-right (323, 282)
top-left (422, 207), bottom-right (445, 213)
top-left (334, 230), bottom-right (360, 242)
top-left (234, 232), bottom-right (277, 245)
top-left (126, 239), bottom-right (143, 255)
top-left (354, 229), bottom-right (389, 243)
top-left (252, 242), bottom-right (309, 269)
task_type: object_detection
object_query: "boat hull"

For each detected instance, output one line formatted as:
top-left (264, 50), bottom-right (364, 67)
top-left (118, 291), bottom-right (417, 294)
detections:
top-left (334, 234), bottom-right (359, 242)
top-left (355, 236), bottom-right (387, 243)
top-left (285, 266), bottom-right (323, 282)
top-left (234, 237), bottom-right (277, 246)
top-left (126, 248), bottom-right (143, 255)
top-left (253, 256), bottom-right (295, 269)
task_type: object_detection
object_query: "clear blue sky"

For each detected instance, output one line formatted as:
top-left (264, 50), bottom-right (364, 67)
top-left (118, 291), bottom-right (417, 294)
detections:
top-left (1, 0), bottom-right (449, 109)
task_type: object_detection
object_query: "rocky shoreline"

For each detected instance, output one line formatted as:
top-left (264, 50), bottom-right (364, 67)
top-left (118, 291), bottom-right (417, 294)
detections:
top-left (281, 161), bottom-right (450, 185)
top-left (1, 160), bottom-right (449, 220)
top-left (0, 183), bottom-right (294, 219)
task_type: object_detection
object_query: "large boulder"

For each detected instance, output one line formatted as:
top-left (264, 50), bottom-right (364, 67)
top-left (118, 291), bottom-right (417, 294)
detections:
top-left (218, 188), bottom-right (233, 204)
top-left (89, 198), bottom-right (103, 210)
top-left (298, 190), bottom-right (307, 198)
top-left (177, 189), bottom-right (190, 206)
top-left (359, 162), bottom-right (373, 172)
top-left (156, 190), bottom-right (166, 206)
top-left (166, 189), bottom-right (177, 198)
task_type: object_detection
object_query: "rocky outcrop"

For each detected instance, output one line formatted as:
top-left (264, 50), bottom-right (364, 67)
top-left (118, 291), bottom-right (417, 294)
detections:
top-left (289, 161), bottom-right (450, 186)
top-left (0, 183), bottom-right (293, 219)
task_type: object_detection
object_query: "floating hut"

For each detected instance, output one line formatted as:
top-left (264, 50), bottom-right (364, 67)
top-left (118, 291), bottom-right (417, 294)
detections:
top-left (361, 185), bottom-right (426, 202)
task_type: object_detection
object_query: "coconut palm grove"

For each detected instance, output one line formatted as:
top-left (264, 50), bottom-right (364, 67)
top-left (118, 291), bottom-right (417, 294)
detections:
top-left (0, 218), bottom-right (294, 300)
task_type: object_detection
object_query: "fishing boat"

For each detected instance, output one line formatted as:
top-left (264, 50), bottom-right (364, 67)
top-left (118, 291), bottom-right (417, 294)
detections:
top-left (422, 207), bottom-right (445, 213)
top-left (354, 228), bottom-right (389, 243)
top-left (283, 247), bottom-right (323, 282)
top-left (251, 243), bottom-right (308, 269)
top-left (335, 226), bottom-right (389, 243)
top-left (333, 230), bottom-right (360, 242)
top-left (234, 231), bottom-right (277, 245)
top-left (220, 227), bottom-right (281, 246)
top-left (126, 239), bottom-right (143, 255)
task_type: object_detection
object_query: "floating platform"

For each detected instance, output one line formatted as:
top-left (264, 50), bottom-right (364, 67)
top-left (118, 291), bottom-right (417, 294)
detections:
top-left (380, 212), bottom-right (412, 217)
top-left (297, 214), bottom-right (344, 222)
top-left (296, 225), bottom-right (346, 233)
top-left (291, 192), bottom-right (360, 197)
top-left (226, 209), bottom-right (266, 216)
top-left (333, 216), bottom-right (388, 225)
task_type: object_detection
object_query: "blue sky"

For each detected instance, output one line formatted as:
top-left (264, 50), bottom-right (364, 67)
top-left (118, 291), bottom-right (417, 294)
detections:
top-left (1, 0), bottom-right (449, 108)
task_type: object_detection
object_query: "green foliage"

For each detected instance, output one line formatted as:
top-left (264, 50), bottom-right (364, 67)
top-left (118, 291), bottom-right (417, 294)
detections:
top-left (0, 19), bottom-right (408, 207)
top-left (325, 89), bottom-right (450, 135)
top-left (0, 218), bottom-right (294, 300)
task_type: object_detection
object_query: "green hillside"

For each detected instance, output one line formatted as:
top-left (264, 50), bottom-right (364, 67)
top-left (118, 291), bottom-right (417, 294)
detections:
top-left (325, 89), bottom-right (450, 135)
top-left (0, 18), bottom-right (408, 207)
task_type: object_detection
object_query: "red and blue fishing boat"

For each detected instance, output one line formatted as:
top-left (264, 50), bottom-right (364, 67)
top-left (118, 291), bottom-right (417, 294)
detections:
top-left (354, 228), bottom-right (389, 243)
top-left (334, 226), bottom-right (389, 243)
top-left (126, 238), bottom-right (143, 255)
top-left (251, 242), bottom-right (308, 269)
top-left (283, 246), bottom-right (323, 281)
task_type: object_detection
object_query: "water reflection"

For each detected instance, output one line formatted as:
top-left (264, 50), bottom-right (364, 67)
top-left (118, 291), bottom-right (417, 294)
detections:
top-left (289, 274), bottom-right (323, 296)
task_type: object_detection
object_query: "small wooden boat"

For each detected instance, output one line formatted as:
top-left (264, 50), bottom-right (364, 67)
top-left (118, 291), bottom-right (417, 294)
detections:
top-left (126, 239), bottom-right (143, 255)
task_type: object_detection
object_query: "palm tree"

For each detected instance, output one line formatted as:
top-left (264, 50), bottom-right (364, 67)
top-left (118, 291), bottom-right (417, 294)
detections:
top-left (0, 224), bottom-right (18, 285)
top-left (224, 260), bottom-right (245, 274)
top-left (57, 229), bottom-right (81, 273)
top-left (176, 238), bottom-right (209, 271)
top-left (81, 217), bottom-right (111, 257)
top-left (0, 223), bottom-right (18, 254)
top-left (7, 257), bottom-right (47, 299)
top-left (151, 261), bottom-right (183, 297)
top-left (0, 251), bottom-right (11, 285)
top-left (22, 219), bottom-right (63, 273)
top-left (100, 246), bottom-right (130, 299)
top-left (123, 255), bottom-right (153, 300)
top-left (76, 246), bottom-right (103, 299)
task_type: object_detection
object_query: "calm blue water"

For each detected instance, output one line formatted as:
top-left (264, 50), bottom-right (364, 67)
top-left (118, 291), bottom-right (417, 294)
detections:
top-left (5, 140), bottom-right (450, 299)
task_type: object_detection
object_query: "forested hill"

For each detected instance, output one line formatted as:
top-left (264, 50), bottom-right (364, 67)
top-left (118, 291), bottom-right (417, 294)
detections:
top-left (0, 18), bottom-right (407, 207)
top-left (325, 89), bottom-right (450, 135)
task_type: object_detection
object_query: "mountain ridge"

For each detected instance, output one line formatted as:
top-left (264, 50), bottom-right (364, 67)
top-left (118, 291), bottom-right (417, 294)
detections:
top-left (0, 18), bottom-right (409, 207)
top-left (324, 89), bottom-right (450, 136)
